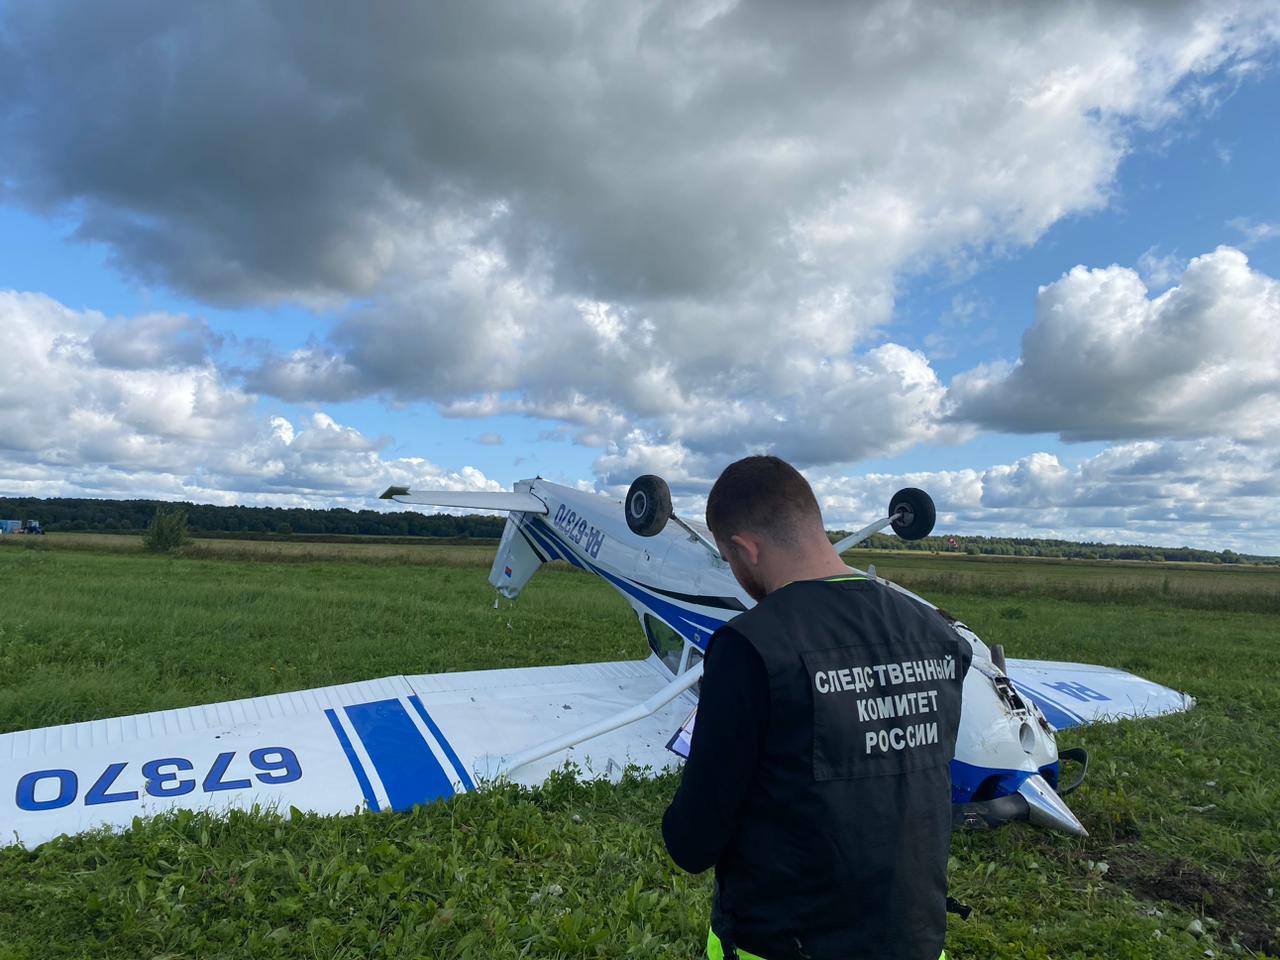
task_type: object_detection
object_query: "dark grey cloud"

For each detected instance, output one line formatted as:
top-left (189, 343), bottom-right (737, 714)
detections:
top-left (6, 0), bottom-right (1268, 311)
top-left (89, 313), bottom-right (221, 370)
top-left (3, 0), bottom-right (810, 306)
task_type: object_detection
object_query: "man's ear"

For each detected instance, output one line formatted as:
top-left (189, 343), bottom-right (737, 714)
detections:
top-left (729, 533), bottom-right (761, 566)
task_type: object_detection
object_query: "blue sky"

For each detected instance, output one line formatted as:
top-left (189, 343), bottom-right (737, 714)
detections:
top-left (875, 67), bottom-right (1280, 474)
top-left (1, 3), bottom-right (1278, 551)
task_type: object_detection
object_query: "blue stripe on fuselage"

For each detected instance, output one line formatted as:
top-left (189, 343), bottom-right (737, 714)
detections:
top-left (525, 517), bottom-right (730, 645)
top-left (950, 758), bottom-right (1062, 802)
top-left (522, 519), bottom-right (583, 569)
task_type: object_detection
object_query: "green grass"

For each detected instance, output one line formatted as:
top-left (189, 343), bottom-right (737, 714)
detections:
top-left (1, 531), bottom-right (503, 567)
top-left (842, 547), bottom-right (1280, 614)
top-left (0, 548), bottom-right (639, 733)
top-left (0, 547), bottom-right (1276, 958)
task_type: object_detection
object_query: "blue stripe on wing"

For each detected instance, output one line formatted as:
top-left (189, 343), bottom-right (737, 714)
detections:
top-left (1008, 681), bottom-right (1085, 730)
top-left (343, 698), bottom-right (457, 812)
top-left (408, 694), bottom-right (476, 792)
top-left (324, 707), bottom-right (381, 812)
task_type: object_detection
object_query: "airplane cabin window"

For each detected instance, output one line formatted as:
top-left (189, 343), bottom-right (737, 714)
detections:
top-left (687, 647), bottom-right (703, 697)
top-left (644, 614), bottom-right (685, 673)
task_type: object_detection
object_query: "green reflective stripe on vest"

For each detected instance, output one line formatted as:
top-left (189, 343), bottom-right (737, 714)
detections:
top-left (706, 928), bottom-right (945, 960)
top-left (823, 575), bottom-right (867, 582)
top-left (706, 928), bottom-right (767, 960)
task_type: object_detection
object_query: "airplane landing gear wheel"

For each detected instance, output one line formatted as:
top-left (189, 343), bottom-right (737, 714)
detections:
top-left (889, 487), bottom-right (936, 541)
top-left (625, 475), bottom-right (673, 537)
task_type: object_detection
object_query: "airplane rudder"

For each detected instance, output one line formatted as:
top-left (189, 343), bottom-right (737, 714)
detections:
top-left (488, 514), bottom-right (545, 599)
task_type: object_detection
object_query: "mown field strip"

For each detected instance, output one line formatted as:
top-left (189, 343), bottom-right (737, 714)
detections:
top-left (0, 547), bottom-right (1276, 959)
top-left (1, 532), bottom-right (500, 567)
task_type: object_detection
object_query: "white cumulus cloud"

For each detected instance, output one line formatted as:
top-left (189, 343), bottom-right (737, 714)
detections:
top-left (0, 292), bottom-right (501, 507)
top-left (948, 247), bottom-right (1280, 443)
top-left (809, 439), bottom-right (1280, 554)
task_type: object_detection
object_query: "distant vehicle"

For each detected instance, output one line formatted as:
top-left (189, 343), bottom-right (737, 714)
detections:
top-left (0, 520), bottom-right (43, 535)
top-left (0, 476), bottom-right (1194, 849)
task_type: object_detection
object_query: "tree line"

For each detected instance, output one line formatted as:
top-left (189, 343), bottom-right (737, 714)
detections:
top-left (3, 496), bottom-right (1273, 563)
top-left (0, 497), bottom-right (507, 540)
top-left (833, 531), bottom-right (1278, 565)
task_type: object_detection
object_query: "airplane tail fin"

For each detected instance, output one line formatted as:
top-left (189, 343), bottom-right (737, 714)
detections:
top-left (489, 515), bottom-right (546, 599)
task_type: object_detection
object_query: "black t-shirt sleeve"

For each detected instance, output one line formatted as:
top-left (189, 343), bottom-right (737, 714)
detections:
top-left (661, 626), bottom-right (769, 874)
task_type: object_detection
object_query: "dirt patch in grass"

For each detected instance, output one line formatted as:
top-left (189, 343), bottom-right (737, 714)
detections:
top-left (1114, 853), bottom-right (1278, 954)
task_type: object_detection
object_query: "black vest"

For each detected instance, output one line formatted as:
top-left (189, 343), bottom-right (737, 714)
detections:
top-left (711, 576), bottom-right (970, 960)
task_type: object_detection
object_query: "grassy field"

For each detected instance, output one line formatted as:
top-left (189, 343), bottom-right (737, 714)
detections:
top-left (4, 531), bottom-right (501, 567)
top-left (0, 539), bottom-right (1276, 958)
top-left (843, 548), bottom-right (1280, 615)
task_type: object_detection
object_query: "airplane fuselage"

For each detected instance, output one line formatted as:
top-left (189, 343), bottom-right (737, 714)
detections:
top-left (493, 479), bottom-right (1072, 817)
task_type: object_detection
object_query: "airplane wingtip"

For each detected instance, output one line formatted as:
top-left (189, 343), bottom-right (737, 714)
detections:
top-left (380, 485), bottom-right (410, 500)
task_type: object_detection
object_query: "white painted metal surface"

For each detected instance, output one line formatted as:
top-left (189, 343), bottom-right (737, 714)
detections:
top-left (1, 659), bottom-right (693, 849)
top-left (1005, 658), bottom-right (1196, 728)
top-left (413, 656), bottom-right (694, 785)
top-left (382, 487), bottom-right (548, 513)
top-left (484, 659), bottom-right (704, 778)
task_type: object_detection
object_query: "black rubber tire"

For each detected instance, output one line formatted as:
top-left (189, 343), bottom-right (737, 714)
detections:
top-left (625, 475), bottom-right (673, 537)
top-left (889, 487), bottom-right (936, 540)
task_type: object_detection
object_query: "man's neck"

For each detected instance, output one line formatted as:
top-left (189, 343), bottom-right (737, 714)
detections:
top-left (763, 548), bottom-right (851, 595)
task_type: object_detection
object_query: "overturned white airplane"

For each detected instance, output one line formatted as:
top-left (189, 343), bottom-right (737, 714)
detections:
top-left (0, 477), bottom-right (1193, 847)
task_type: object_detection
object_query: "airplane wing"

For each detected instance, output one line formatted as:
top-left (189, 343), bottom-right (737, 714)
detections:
top-left (1004, 658), bottom-right (1195, 731)
top-left (0, 658), bottom-right (691, 849)
top-left (378, 486), bottom-right (549, 513)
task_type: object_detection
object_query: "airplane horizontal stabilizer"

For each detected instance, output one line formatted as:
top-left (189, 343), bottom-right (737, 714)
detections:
top-left (379, 487), bottom-right (548, 513)
top-left (1004, 658), bottom-right (1195, 731)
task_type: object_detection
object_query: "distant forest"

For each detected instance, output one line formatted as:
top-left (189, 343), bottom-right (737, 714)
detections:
top-left (1, 496), bottom-right (1274, 564)
top-left (840, 531), bottom-right (1277, 565)
top-left (0, 497), bottom-right (506, 540)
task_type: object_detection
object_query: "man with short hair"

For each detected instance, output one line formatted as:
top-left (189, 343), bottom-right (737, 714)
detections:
top-left (663, 455), bottom-right (969, 960)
